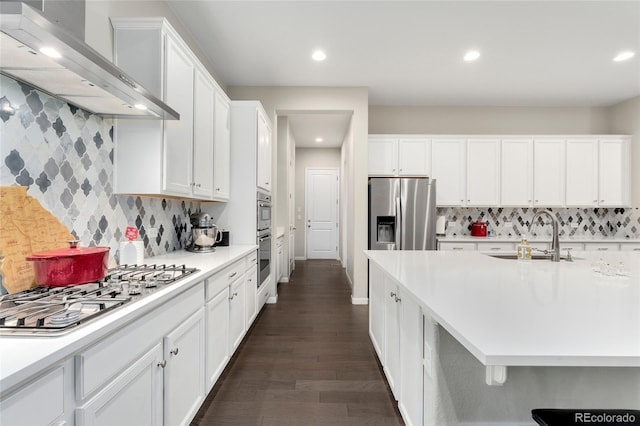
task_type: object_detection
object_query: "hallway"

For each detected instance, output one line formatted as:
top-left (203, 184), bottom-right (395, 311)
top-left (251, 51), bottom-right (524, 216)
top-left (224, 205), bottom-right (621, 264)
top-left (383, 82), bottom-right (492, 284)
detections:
top-left (192, 260), bottom-right (404, 425)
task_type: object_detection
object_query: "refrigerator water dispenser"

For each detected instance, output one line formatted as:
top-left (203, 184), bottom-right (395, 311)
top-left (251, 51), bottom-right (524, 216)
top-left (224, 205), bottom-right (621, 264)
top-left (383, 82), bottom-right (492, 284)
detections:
top-left (377, 216), bottom-right (396, 243)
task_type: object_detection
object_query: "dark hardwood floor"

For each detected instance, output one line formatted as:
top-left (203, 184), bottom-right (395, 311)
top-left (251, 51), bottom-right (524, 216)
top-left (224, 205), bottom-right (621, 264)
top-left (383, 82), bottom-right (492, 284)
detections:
top-left (192, 260), bottom-right (404, 426)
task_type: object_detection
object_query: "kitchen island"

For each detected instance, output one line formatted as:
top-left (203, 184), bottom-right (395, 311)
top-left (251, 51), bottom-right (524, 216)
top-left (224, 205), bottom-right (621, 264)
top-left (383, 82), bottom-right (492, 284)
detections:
top-left (365, 249), bottom-right (640, 425)
top-left (0, 245), bottom-right (260, 425)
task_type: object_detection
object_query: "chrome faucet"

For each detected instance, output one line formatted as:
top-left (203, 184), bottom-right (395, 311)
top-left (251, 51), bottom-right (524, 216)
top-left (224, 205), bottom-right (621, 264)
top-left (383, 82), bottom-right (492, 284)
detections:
top-left (529, 210), bottom-right (560, 262)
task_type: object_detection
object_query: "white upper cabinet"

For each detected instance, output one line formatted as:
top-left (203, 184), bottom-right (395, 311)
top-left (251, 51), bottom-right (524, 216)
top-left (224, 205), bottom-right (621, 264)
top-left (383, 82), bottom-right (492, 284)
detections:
top-left (368, 137), bottom-right (430, 176)
top-left (501, 139), bottom-right (533, 206)
top-left (565, 139), bottom-right (598, 206)
top-left (533, 138), bottom-right (565, 206)
top-left (431, 138), bottom-right (466, 206)
top-left (111, 18), bottom-right (228, 201)
top-left (466, 138), bottom-right (500, 206)
top-left (598, 137), bottom-right (630, 207)
top-left (369, 138), bottom-right (397, 176)
top-left (192, 67), bottom-right (215, 199)
top-left (565, 137), bottom-right (630, 207)
top-left (257, 110), bottom-right (272, 192)
top-left (213, 90), bottom-right (231, 200)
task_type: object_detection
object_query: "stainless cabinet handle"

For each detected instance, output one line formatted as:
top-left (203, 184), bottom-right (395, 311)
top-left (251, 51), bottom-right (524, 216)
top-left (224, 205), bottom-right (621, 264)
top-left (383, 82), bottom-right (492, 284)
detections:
top-left (593, 200), bottom-right (598, 203)
top-left (597, 247), bottom-right (609, 251)
top-left (453, 247), bottom-right (463, 251)
top-left (170, 348), bottom-right (179, 356)
top-left (490, 247), bottom-right (501, 251)
top-left (158, 360), bottom-right (167, 368)
top-left (633, 248), bottom-right (640, 251)
top-left (389, 291), bottom-right (396, 298)
top-left (229, 272), bottom-right (237, 279)
top-left (395, 296), bottom-right (401, 303)
top-left (216, 188), bottom-right (221, 191)
top-left (600, 200), bottom-right (605, 203)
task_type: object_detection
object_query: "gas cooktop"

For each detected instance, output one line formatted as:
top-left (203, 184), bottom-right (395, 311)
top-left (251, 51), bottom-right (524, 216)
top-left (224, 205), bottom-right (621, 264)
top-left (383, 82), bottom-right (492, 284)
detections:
top-left (0, 264), bottom-right (198, 336)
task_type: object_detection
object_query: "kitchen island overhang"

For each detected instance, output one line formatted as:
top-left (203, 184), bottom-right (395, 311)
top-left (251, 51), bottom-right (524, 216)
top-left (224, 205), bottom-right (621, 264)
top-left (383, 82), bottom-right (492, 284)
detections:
top-left (365, 249), bottom-right (640, 381)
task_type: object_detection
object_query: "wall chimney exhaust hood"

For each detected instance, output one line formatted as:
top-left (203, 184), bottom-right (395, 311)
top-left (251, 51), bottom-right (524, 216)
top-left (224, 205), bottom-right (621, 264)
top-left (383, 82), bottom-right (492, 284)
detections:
top-left (0, 2), bottom-right (179, 120)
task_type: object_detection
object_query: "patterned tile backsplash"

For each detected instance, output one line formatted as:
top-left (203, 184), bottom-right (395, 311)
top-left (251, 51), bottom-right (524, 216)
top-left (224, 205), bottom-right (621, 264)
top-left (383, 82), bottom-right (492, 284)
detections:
top-left (438, 207), bottom-right (640, 239)
top-left (0, 75), bottom-right (199, 265)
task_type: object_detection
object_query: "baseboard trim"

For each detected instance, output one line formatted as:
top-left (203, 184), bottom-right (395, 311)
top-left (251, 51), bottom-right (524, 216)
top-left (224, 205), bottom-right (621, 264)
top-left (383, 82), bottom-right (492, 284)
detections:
top-left (295, 256), bottom-right (306, 261)
top-left (279, 277), bottom-right (289, 283)
top-left (351, 297), bottom-right (368, 305)
top-left (267, 294), bottom-right (278, 304)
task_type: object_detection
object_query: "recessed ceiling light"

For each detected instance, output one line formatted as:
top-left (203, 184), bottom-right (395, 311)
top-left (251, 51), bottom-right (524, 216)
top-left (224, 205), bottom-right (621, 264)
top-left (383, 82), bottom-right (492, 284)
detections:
top-left (613, 51), bottom-right (635, 62)
top-left (464, 50), bottom-right (480, 62)
top-left (39, 47), bottom-right (61, 59)
top-left (315, 137), bottom-right (323, 143)
top-left (312, 50), bottom-right (327, 61)
top-left (134, 104), bottom-right (148, 111)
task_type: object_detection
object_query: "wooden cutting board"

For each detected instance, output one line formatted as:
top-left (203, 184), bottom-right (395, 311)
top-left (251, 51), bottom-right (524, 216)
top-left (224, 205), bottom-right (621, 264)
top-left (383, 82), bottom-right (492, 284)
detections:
top-left (0, 186), bottom-right (74, 293)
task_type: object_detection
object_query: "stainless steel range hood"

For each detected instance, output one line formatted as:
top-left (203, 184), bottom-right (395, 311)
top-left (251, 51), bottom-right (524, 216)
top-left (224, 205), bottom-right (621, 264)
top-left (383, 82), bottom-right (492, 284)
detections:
top-left (0, 2), bottom-right (179, 120)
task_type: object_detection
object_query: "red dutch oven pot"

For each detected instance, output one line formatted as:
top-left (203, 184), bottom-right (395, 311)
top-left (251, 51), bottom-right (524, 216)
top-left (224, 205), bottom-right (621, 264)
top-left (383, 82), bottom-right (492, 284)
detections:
top-left (470, 221), bottom-right (488, 237)
top-left (26, 241), bottom-right (109, 287)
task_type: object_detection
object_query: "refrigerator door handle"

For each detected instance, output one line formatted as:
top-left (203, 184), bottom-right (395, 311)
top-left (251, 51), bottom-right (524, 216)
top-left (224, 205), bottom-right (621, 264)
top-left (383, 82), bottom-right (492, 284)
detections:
top-left (395, 196), bottom-right (402, 250)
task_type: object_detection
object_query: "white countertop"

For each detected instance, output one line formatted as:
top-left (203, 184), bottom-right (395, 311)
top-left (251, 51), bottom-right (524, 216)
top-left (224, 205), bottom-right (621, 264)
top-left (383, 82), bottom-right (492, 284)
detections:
top-left (438, 235), bottom-right (640, 243)
top-left (365, 249), bottom-right (640, 368)
top-left (0, 245), bottom-right (257, 395)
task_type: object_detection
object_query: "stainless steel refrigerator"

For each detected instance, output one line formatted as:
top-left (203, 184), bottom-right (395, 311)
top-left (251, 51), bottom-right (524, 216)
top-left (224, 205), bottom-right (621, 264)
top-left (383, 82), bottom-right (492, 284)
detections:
top-left (368, 177), bottom-right (437, 250)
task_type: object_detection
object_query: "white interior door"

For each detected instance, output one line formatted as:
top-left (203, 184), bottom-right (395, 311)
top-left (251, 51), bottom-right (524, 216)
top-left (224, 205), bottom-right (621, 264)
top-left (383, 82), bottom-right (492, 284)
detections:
top-left (306, 168), bottom-right (339, 259)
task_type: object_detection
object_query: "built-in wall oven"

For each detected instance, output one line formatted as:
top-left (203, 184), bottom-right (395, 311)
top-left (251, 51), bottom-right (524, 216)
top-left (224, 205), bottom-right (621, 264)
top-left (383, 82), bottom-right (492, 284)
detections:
top-left (257, 191), bottom-right (271, 287)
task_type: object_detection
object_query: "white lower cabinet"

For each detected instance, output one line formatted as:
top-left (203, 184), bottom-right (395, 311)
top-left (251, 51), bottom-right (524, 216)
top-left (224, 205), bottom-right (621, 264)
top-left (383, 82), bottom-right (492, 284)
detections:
top-left (229, 275), bottom-right (246, 352)
top-left (384, 278), bottom-right (401, 398)
top-left (369, 262), bottom-right (423, 426)
top-left (163, 309), bottom-right (206, 426)
top-left (245, 265), bottom-right (258, 327)
top-left (76, 343), bottom-right (164, 426)
top-left (205, 285), bottom-right (230, 391)
top-left (0, 364), bottom-right (69, 426)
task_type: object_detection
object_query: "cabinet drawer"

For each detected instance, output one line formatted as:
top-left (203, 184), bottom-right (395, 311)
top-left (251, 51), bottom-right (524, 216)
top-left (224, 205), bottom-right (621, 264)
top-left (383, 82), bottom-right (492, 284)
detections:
top-left (245, 251), bottom-right (258, 269)
top-left (620, 243), bottom-right (640, 252)
top-left (206, 259), bottom-right (245, 301)
top-left (478, 242), bottom-right (515, 251)
top-left (585, 243), bottom-right (620, 251)
top-left (438, 242), bottom-right (476, 251)
top-left (0, 366), bottom-right (65, 425)
top-left (76, 285), bottom-right (203, 400)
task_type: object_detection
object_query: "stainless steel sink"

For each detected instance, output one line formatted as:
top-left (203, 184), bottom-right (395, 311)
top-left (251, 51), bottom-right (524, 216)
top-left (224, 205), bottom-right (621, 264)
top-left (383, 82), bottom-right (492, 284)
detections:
top-left (483, 252), bottom-right (579, 261)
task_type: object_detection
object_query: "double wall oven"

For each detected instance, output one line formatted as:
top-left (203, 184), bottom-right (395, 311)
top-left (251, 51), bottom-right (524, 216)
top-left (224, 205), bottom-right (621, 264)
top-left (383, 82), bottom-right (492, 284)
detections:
top-left (257, 191), bottom-right (271, 288)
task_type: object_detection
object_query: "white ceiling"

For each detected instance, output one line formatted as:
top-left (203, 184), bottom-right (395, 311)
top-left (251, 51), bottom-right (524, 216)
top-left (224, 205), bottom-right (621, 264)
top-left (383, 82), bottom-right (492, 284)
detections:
top-left (285, 112), bottom-right (352, 148)
top-left (166, 0), bottom-right (640, 145)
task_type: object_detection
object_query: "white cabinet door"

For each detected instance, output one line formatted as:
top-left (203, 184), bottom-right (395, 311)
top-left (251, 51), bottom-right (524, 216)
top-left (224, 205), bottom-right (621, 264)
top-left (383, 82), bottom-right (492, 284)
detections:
top-left (384, 277), bottom-right (401, 400)
top-left (368, 262), bottom-right (385, 360)
top-left (164, 309), bottom-right (205, 426)
top-left (229, 276), bottom-right (246, 351)
top-left (368, 138), bottom-right (397, 176)
top-left (533, 139), bottom-right (565, 206)
top-left (1, 366), bottom-right (66, 426)
top-left (599, 138), bottom-right (630, 206)
top-left (466, 138), bottom-right (500, 206)
top-left (398, 138), bottom-right (430, 176)
top-left (205, 286), bottom-right (230, 391)
top-left (399, 288), bottom-right (423, 426)
top-left (213, 90), bottom-right (231, 200)
top-left (257, 110), bottom-right (272, 192)
top-left (192, 68), bottom-right (215, 199)
top-left (431, 139), bottom-right (466, 206)
top-left (245, 265), bottom-right (258, 328)
top-left (565, 139), bottom-right (598, 207)
top-left (501, 139), bottom-right (533, 206)
top-left (163, 35), bottom-right (195, 196)
top-left (76, 343), bottom-right (164, 426)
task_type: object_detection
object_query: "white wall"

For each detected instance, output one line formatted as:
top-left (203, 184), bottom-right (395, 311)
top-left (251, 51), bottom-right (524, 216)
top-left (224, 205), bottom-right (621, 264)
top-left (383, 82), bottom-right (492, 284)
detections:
top-left (228, 86), bottom-right (369, 302)
top-left (84, 0), bottom-right (227, 91)
top-left (369, 105), bottom-right (610, 134)
top-left (293, 148), bottom-right (342, 259)
top-left (608, 96), bottom-right (640, 207)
